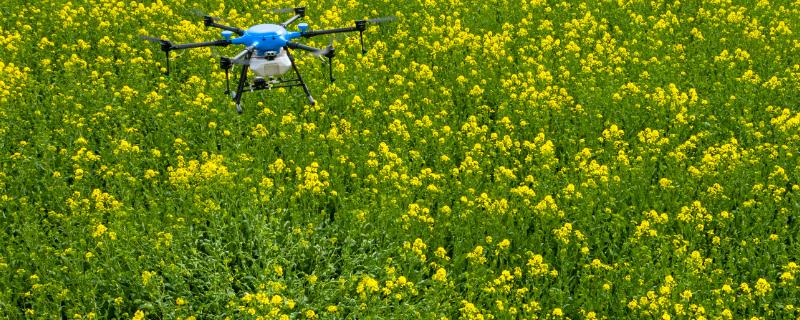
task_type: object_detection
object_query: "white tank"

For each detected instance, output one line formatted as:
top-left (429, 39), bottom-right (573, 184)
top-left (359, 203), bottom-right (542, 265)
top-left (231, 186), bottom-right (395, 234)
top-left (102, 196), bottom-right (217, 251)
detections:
top-left (249, 49), bottom-right (292, 77)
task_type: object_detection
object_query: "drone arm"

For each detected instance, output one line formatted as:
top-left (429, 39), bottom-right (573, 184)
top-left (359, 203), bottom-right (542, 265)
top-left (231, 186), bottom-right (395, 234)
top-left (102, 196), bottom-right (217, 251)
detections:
top-left (280, 7), bottom-right (306, 27)
top-left (231, 47), bottom-right (253, 61)
top-left (170, 39), bottom-right (231, 50)
top-left (203, 16), bottom-right (245, 35)
top-left (281, 15), bottom-right (303, 27)
top-left (286, 41), bottom-right (321, 53)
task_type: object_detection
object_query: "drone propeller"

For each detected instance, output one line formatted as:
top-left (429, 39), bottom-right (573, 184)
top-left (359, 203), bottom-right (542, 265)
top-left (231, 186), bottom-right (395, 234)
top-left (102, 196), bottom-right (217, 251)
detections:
top-left (355, 16), bottom-right (395, 53)
top-left (222, 56), bottom-right (250, 65)
top-left (215, 48), bottom-right (254, 97)
top-left (363, 16), bottom-right (397, 24)
top-left (312, 38), bottom-right (336, 58)
top-left (139, 35), bottom-right (174, 50)
top-left (139, 35), bottom-right (174, 75)
top-left (312, 38), bottom-right (337, 82)
top-left (189, 8), bottom-right (226, 22)
top-left (217, 56), bottom-right (236, 95)
top-left (267, 7), bottom-right (296, 14)
top-left (140, 35), bottom-right (165, 43)
top-left (210, 48), bottom-right (249, 65)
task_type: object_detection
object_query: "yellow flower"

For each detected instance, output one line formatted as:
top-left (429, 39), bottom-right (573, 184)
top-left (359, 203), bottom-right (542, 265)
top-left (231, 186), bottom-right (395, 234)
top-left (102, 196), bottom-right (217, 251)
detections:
top-left (356, 276), bottom-right (380, 297)
top-left (251, 124), bottom-right (269, 137)
top-left (142, 271), bottom-right (155, 285)
top-left (397, 276), bottom-right (408, 286)
top-left (466, 245), bottom-right (486, 264)
top-left (754, 278), bottom-right (771, 296)
top-left (498, 239), bottom-right (511, 250)
top-left (92, 224), bottom-right (107, 238)
top-left (434, 247), bottom-right (449, 260)
top-left (553, 223), bottom-right (573, 244)
top-left (433, 268), bottom-right (447, 282)
top-left (527, 254), bottom-right (551, 277)
top-left (132, 310), bottom-right (145, 320)
top-left (468, 85), bottom-right (484, 96)
top-left (739, 282), bottom-right (751, 294)
top-left (307, 274), bottom-right (318, 284)
top-left (144, 169), bottom-right (159, 179)
top-left (680, 290), bottom-right (692, 301)
top-left (305, 309), bottom-right (317, 319)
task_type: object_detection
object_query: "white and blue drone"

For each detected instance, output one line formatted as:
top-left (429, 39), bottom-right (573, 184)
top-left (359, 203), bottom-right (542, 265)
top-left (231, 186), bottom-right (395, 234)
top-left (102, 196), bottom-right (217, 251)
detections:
top-left (141, 7), bottom-right (393, 113)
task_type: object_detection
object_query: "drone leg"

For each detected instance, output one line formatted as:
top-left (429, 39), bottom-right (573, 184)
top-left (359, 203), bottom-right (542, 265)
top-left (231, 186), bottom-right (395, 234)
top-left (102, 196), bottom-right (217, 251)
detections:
top-left (285, 47), bottom-right (315, 106)
top-left (233, 63), bottom-right (250, 114)
top-left (224, 67), bottom-right (230, 94)
top-left (165, 51), bottom-right (171, 76)
top-left (328, 56), bottom-right (335, 83)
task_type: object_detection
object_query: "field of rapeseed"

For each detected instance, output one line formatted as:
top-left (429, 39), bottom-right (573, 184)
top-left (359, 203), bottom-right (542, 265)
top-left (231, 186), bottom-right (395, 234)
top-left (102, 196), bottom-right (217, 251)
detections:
top-left (2, 0), bottom-right (800, 318)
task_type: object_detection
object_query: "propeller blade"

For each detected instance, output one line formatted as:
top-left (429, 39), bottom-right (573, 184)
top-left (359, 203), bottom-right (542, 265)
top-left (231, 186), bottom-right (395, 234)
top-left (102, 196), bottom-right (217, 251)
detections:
top-left (190, 8), bottom-right (226, 22)
top-left (140, 35), bottom-right (174, 75)
top-left (139, 35), bottom-right (166, 43)
top-left (312, 38), bottom-right (337, 57)
top-left (267, 7), bottom-right (296, 14)
top-left (364, 16), bottom-right (396, 24)
top-left (211, 50), bottom-right (250, 65)
top-left (312, 47), bottom-right (332, 57)
top-left (140, 35), bottom-right (173, 52)
top-left (229, 58), bottom-right (250, 65)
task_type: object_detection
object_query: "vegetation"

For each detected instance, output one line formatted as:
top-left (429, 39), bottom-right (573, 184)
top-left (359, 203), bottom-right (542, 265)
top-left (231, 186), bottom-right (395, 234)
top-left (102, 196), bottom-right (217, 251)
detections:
top-left (1, 0), bottom-right (799, 318)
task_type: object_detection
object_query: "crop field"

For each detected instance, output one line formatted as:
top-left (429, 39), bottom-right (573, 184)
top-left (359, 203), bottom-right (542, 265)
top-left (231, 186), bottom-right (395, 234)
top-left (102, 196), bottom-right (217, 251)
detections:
top-left (2, 0), bottom-right (800, 318)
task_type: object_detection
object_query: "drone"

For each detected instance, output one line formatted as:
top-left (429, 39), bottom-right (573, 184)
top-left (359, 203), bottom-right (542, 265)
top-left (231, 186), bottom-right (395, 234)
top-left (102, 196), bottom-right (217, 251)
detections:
top-left (141, 7), bottom-right (394, 113)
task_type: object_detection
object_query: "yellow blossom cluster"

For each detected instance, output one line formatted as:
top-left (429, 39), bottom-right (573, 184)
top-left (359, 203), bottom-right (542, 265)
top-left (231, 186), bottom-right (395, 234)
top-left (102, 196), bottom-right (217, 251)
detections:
top-left (3, 0), bottom-right (800, 319)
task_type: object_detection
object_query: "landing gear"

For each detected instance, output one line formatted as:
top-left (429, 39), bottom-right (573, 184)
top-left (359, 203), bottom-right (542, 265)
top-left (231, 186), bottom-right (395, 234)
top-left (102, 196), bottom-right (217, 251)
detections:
top-left (285, 48), bottom-right (315, 106)
top-left (223, 46), bottom-right (316, 113)
top-left (231, 49), bottom-right (252, 114)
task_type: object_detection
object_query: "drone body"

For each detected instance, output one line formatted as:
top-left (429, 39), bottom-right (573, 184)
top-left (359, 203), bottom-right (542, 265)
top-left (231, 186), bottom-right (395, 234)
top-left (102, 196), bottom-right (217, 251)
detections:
top-left (230, 23), bottom-right (300, 53)
top-left (141, 7), bottom-right (392, 113)
top-left (227, 24), bottom-right (300, 77)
